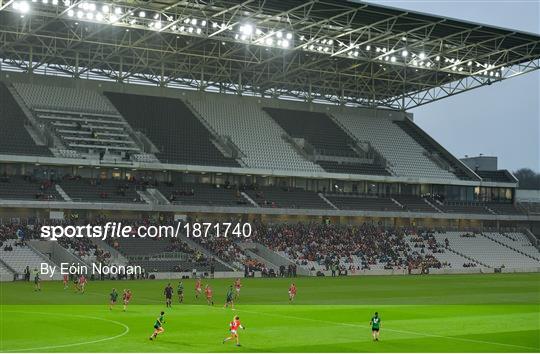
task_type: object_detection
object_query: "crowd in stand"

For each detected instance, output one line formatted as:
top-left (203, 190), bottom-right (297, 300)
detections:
top-left (193, 235), bottom-right (264, 272)
top-left (0, 216), bottom-right (499, 275)
top-left (251, 222), bottom-right (453, 272)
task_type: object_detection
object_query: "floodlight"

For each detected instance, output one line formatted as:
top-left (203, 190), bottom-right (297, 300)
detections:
top-left (365, 45), bottom-right (371, 51)
top-left (101, 5), bottom-right (109, 13)
top-left (418, 52), bottom-right (426, 60)
top-left (282, 39), bottom-right (290, 48)
top-left (265, 37), bottom-right (273, 45)
top-left (67, 9), bottom-right (74, 16)
top-left (76, 10), bottom-right (83, 18)
top-left (138, 11), bottom-right (145, 18)
top-left (390, 56), bottom-right (396, 62)
top-left (114, 7), bottom-right (121, 15)
top-left (191, 18), bottom-right (197, 25)
top-left (276, 31), bottom-right (283, 38)
top-left (201, 20), bottom-right (206, 26)
top-left (401, 50), bottom-right (408, 57)
top-left (240, 24), bottom-right (253, 35)
top-left (15, 1), bottom-right (30, 13)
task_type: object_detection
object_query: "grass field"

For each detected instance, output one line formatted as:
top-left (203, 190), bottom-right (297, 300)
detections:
top-left (0, 273), bottom-right (539, 352)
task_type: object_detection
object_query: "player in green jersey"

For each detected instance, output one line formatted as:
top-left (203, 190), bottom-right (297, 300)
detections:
top-left (177, 281), bottom-right (184, 303)
top-left (33, 271), bottom-right (41, 291)
top-left (370, 312), bottom-right (381, 341)
top-left (109, 288), bottom-right (118, 310)
top-left (224, 285), bottom-right (235, 309)
top-left (149, 311), bottom-right (165, 340)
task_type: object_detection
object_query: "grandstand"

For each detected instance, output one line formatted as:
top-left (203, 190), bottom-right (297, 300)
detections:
top-left (0, 0), bottom-right (538, 283)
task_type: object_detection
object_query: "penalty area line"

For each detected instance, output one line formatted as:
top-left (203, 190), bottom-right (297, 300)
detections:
top-left (0, 311), bottom-right (130, 352)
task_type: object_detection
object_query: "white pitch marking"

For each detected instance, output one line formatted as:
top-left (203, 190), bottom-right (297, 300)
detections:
top-left (0, 311), bottom-right (130, 352)
top-left (232, 307), bottom-right (538, 351)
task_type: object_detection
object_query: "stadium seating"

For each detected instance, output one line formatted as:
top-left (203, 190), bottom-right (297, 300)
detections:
top-left (498, 232), bottom-right (540, 259)
top-left (59, 178), bottom-right (145, 203)
top-left (331, 112), bottom-right (458, 180)
top-left (0, 239), bottom-right (54, 274)
top-left (404, 235), bottom-right (476, 269)
top-left (433, 232), bottom-right (539, 268)
top-left (104, 92), bottom-right (240, 167)
top-left (393, 120), bottom-right (474, 180)
top-left (477, 170), bottom-right (516, 183)
top-left (486, 203), bottom-right (524, 215)
top-left (263, 108), bottom-right (357, 157)
top-left (324, 194), bottom-right (403, 212)
top-left (157, 182), bottom-right (251, 207)
top-left (14, 82), bottom-right (117, 114)
top-left (439, 202), bottom-right (493, 214)
top-left (394, 195), bottom-right (439, 213)
top-left (246, 187), bottom-right (332, 209)
top-left (0, 82), bottom-right (52, 157)
top-left (0, 262), bottom-right (14, 281)
top-left (187, 95), bottom-right (324, 172)
top-left (263, 107), bottom-right (389, 175)
top-left (13, 82), bottom-right (142, 158)
top-left (316, 161), bottom-right (390, 176)
top-left (0, 175), bottom-right (61, 201)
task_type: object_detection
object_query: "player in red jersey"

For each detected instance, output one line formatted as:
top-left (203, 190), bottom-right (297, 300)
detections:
top-left (123, 289), bottom-right (132, 311)
top-left (205, 284), bottom-right (214, 306)
top-left (63, 274), bottom-right (69, 290)
top-left (223, 315), bottom-right (245, 346)
top-left (195, 279), bottom-right (202, 299)
top-left (78, 275), bottom-right (87, 293)
top-left (234, 278), bottom-right (242, 299)
top-left (288, 283), bottom-right (297, 302)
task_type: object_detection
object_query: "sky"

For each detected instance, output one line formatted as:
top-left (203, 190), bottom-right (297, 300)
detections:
top-left (366, 0), bottom-right (540, 173)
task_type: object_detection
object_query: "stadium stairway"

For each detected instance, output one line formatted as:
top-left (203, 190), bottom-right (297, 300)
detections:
top-left (30, 239), bottom-right (92, 269)
top-left (240, 242), bottom-right (310, 276)
top-left (146, 188), bottom-right (171, 205)
top-left (90, 239), bottom-right (129, 265)
top-left (179, 235), bottom-right (235, 271)
top-left (136, 190), bottom-right (155, 204)
top-left (237, 242), bottom-right (280, 271)
top-left (318, 193), bottom-right (339, 210)
top-left (241, 192), bottom-right (260, 207)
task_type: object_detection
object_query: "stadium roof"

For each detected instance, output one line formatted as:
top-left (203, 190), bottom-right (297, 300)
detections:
top-left (0, 0), bottom-right (539, 109)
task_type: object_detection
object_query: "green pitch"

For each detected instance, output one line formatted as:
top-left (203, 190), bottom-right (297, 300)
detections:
top-left (1, 273), bottom-right (539, 352)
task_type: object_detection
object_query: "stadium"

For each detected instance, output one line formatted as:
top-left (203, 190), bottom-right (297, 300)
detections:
top-left (0, 0), bottom-right (539, 352)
